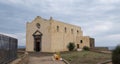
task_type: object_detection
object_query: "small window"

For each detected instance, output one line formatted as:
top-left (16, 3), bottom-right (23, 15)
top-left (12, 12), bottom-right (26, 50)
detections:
top-left (65, 27), bottom-right (67, 33)
top-left (71, 29), bottom-right (73, 34)
top-left (36, 23), bottom-right (40, 29)
top-left (80, 40), bottom-right (83, 43)
top-left (77, 30), bottom-right (79, 34)
top-left (57, 26), bottom-right (59, 32)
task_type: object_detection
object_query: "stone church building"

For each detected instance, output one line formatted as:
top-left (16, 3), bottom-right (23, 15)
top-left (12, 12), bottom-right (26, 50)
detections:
top-left (26, 16), bottom-right (94, 52)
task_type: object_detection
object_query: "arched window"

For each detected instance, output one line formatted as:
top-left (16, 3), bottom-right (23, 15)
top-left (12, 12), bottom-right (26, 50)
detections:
top-left (77, 30), bottom-right (79, 34)
top-left (65, 27), bottom-right (67, 33)
top-left (36, 23), bottom-right (40, 29)
top-left (80, 40), bottom-right (83, 43)
top-left (71, 29), bottom-right (73, 34)
top-left (57, 26), bottom-right (59, 32)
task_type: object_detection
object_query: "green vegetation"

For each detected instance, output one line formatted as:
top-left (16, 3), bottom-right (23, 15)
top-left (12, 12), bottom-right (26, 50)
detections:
top-left (83, 46), bottom-right (90, 51)
top-left (61, 51), bottom-right (111, 64)
top-left (112, 45), bottom-right (120, 64)
top-left (67, 42), bottom-right (75, 51)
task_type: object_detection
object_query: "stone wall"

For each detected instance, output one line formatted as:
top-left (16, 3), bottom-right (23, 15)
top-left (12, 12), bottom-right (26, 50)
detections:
top-left (50, 19), bottom-right (82, 52)
top-left (26, 16), bottom-right (95, 52)
top-left (26, 16), bottom-right (52, 52)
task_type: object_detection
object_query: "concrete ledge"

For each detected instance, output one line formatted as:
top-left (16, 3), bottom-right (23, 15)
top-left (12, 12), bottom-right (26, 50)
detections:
top-left (90, 50), bottom-right (111, 54)
top-left (10, 54), bottom-right (29, 64)
top-left (97, 60), bottom-right (112, 64)
top-left (10, 58), bottom-right (21, 64)
top-left (62, 59), bottom-right (70, 64)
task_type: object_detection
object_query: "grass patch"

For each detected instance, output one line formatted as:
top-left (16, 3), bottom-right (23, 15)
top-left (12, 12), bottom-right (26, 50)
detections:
top-left (61, 51), bottom-right (111, 64)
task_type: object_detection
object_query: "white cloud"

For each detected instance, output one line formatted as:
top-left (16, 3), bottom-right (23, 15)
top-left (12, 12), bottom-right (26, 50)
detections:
top-left (92, 21), bottom-right (112, 32)
top-left (81, 21), bottom-right (113, 36)
top-left (96, 34), bottom-right (120, 46)
top-left (0, 0), bottom-right (118, 16)
top-left (107, 34), bottom-right (120, 40)
top-left (15, 33), bottom-right (26, 46)
top-left (0, 32), bottom-right (17, 38)
top-left (99, 0), bottom-right (120, 4)
top-left (0, 32), bottom-right (25, 46)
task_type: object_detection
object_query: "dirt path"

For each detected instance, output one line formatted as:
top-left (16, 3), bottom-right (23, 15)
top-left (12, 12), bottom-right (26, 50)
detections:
top-left (28, 56), bottom-right (65, 64)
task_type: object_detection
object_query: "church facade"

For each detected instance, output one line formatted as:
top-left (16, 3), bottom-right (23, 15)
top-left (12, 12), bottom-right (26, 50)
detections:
top-left (26, 16), bottom-right (94, 52)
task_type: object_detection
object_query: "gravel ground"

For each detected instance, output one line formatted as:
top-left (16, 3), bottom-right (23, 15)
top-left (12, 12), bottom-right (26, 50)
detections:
top-left (28, 52), bottom-right (65, 64)
top-left (28, 56), bottom-right (65, 64)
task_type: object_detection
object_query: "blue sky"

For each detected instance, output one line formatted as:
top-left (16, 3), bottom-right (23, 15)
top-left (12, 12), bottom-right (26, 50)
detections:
top-left (0, 0), bottom-right (120, 46)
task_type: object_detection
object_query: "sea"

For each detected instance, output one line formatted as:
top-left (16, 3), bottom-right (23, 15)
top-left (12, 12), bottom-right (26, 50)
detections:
top-left (108, 46), bottom-right (116, 50)
top-left (18, 46), bottom-right (25, 49)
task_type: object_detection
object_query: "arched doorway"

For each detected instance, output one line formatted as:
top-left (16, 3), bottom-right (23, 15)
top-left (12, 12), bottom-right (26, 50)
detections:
top-left (33, 30), bottom-right (42, 52)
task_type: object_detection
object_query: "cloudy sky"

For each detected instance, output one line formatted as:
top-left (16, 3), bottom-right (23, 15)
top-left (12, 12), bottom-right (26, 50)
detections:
top-left (0, 0), bottom-right (120, 47)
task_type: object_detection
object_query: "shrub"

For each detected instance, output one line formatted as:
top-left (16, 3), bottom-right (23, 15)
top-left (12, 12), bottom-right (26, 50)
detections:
top-left (67, 42), bottom-right (75, 51)
top-left (112, 45), bottom-right (120, 64)
top-left (83, 46), bottom-right (90, 51)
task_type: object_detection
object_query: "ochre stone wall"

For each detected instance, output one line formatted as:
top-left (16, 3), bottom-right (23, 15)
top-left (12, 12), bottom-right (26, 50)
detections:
top-left (26, 16), bottom-right (95, 52)
top-left (26, 16), bottom-right (52, 52)
top-left (50, 19), bottom-right (83, 52)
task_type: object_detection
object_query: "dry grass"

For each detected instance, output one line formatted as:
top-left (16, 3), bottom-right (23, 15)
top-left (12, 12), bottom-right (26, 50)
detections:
top-left (61, 51), bottom-right (111, 64)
